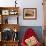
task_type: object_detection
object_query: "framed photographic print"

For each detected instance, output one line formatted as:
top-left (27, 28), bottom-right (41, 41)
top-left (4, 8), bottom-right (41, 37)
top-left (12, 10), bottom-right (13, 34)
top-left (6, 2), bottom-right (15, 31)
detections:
top-left (2, 10), bottom-right (9, 15)
top-left (23, 8), bottom-right (37, 20)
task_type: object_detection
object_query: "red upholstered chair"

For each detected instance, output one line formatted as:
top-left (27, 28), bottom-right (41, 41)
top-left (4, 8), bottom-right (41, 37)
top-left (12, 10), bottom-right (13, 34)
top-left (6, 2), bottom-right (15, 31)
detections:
top-left (21, 28), bottom-right (41, 46)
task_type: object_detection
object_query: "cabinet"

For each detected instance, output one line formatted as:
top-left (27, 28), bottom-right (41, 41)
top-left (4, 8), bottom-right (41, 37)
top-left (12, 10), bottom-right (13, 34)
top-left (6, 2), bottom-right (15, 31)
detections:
top-left (0, 7), bottom-right (20, 46)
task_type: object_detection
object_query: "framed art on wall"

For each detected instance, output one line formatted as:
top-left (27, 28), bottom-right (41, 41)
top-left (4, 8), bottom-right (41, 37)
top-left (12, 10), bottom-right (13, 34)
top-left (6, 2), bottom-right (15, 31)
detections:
top-left (23, 8), bottom-right (37, 20)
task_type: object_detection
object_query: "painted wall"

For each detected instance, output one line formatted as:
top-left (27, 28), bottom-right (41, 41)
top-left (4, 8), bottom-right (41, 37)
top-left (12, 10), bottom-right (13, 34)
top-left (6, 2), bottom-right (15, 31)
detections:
top-left (0, 0), bottom-right (44, 26)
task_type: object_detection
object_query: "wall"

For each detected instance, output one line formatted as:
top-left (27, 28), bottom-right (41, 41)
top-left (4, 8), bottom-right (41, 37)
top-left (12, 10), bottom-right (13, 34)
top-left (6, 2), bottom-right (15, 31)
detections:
top-left (0, 0), bottom-right (44, 26)
top-left (18, 0), bottom-right (44, 26)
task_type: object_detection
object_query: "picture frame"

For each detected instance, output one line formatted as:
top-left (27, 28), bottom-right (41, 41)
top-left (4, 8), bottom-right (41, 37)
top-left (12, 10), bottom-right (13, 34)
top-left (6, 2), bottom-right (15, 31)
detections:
top-left (2, 10), bottom-right (9, 15)
top-left (23, 8), bottom-right (37, 20)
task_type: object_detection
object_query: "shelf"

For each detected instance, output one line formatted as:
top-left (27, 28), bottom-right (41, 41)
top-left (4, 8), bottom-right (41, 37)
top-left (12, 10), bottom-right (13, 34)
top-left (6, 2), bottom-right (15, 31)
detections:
top-left (0, 7), bottom-right (19, 46)
top-left (0, 7), bottom-right (19, 15)
top-left (2, 41), bottom-right (19, 46)
top-left (0, 24), bottom-right (20, 32)
top-left (1, 15), bottom-right (18, 24)
top-left (0, 7), bottom-right (19, 24)
top-left (2, 40), bottom-right (19, 43)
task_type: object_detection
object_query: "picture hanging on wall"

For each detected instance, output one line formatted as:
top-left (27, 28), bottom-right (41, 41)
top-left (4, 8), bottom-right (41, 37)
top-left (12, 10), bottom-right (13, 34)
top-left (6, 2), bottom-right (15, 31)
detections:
top-left (23, 8), bottom-right (37, 20)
